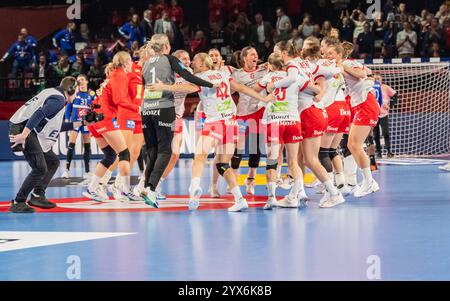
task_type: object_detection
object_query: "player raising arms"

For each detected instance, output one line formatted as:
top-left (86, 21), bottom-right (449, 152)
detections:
top-left (84, 51), bottom-right (143, 203)
top-left (147, 53), bottom-right (273, 212)
top-left (339, 42), bottom-right (380, 197)
top-left (269, 40), bottom-right (345, 208)
top-left (255, 53), bottom-right (307, 210)
top-left (231, 46), bottom-right (267, 196)
top-left (62, 74), bottom-right (95, 180)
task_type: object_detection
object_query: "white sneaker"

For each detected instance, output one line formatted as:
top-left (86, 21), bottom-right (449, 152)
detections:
top-left (263, 197), bottom-right (277, 210)
top-left (109, 184), bottom-right (127, 201)
top-left (133, 183), bottom-right (144, 196)
top-left (276, 194), bottom-right (298, 208)
top-left (315, 183), bottom-right (326, 194)
top-left (319, 192), bottom-right (330, 206)
top-left (122, 190), bottom-right (143, 202)
top-left (338, 184), bottom-right (352, 196)
top-left (278, 176), bottom-right (294, 190)
top-left (62, 170), bottom-right (70, 179)
top-left (320, 192), bottom-right (346, 208)
top-left (155, 185), bottom-right (166, 200)
top-left (82, 188), bottom-right (105, 202)
top-left (353, 179), bottom-right (380, 198)
top-left (438, 163), bottom-right (450, 171)
top-left (245, 178), bottom-right (255, 195)
top-left (83, 172), bottom-right (93, 179)
top-left (228, 198), bottom-right (249, 212)
top-left (97, 184), bottom-right (109, 200)
top-left (208, 185), bottom-right (220, 198)
top-left (275, 177), bottom-right (283, 187)
top-left (188, 185), bottom-right (203, 211)
top-left (297, 190), bottom-right (309, 208)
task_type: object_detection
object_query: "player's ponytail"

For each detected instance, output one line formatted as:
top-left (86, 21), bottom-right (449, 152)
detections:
top-left (149, 34), bottom-right (170, 54)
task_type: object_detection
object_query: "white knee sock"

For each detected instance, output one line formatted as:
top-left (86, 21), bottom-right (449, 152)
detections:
top-left (289, 180), bottom-right (303, 198)
top-left (361, 167), bottom-right (373, 183)
top-left (189, 177), bottom-right (201, 196)
top-left (88, 175), bottom-right (101, 192)
top-left (276, 165), bottom-right (282, 178)
top-left (100, 170), bottom-right (113, 185)
top-left (343, 155), bottom-right (358, 186)
top-left (323, 179), bottom-right (338, 196)
top-left (267, 182), bottom-right (277, 198)
top-left (335, 172), bottom-right (346, 187)
top-left (230, 186), bottom-right (243, 202)
top-left (120, 176), bottom-right (131, 193)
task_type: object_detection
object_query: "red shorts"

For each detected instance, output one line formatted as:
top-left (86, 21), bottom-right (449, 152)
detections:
top-left (88, 118), bottom-right (120, 138)
top-left (300, 106), bottom-right (328, 139)
top-left (202, 118), bottom-right (238, 145)
top-left (117, 117), bottom-right (143, 134)
top-left (353, 93), bottom-right (380, 127)
top-left (325, 101), bottom-right (352, 134)
top-left (174, 117), bottom-right (184, 134)
top-left (266, 121), bottom-right (303, 144)
top-left (237, 107), bottom-right (265, 135)
top-left (346, 95), bottom-right (358, 122)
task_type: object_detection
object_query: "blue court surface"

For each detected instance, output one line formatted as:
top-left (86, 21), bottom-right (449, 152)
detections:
top-left (1, 158), bottom-right (450, 281)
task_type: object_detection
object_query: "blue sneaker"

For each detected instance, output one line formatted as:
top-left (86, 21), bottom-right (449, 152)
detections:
top-left (141, 189), bottom-right (159, 208)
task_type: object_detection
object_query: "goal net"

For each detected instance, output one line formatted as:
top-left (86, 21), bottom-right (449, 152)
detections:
top-left (366, 61), bottom-right (450, 157)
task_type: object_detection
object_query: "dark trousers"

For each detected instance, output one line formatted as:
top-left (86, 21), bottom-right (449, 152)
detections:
top-left (142, 107), bottom-right (175, 191)
top-left (15, 132), bottom-right (60, 202)
top-left (373, 116), bottom-right (391, 154)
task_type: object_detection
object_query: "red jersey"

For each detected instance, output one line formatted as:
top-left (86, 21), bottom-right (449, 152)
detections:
top-left (120, 62), bottom-right (143, 121)
top-left (99, 68), bottom-right (137, 120)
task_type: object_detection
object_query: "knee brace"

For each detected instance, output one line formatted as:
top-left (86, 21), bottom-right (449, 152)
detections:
top-left (329, 148), bottom-right (339, 161)
top-left (340, 134), bottom-right (352, 158)
top-left (118, 149), bottom-right (131, 162)
top-left (231, 153), bottom-right (243, 170)
top-left (266, 158), bottom-right (278, 171)
top-left (216, 163), bottom-right (231, 176)
top-left (319, 147), bottom-right (333, 173)
top-left (248, 153), bottom-right (261, 168)
top-left (100, 146), bottom-right (116, 168)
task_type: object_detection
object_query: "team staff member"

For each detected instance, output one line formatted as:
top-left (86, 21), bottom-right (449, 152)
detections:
top-left (141, 34), bottom-right (215, 206)
top-left (8, 77), bottom-right (78, 213)
top-left (62, 74), bottom-right (95, 179)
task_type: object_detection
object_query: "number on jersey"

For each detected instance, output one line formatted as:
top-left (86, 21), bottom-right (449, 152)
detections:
top-left (216, 82), bottom-right (230, 100)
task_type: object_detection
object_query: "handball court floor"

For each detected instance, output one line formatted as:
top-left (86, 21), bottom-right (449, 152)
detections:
top-left (1, 158), bottom-right (450, 281)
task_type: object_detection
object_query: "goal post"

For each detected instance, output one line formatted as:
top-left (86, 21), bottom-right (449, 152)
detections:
top-left (365, 60), bottom-right (450, 157)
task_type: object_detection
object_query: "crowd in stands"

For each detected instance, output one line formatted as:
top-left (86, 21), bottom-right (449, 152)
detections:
top-left (1, 0), bottom-right (450, 91)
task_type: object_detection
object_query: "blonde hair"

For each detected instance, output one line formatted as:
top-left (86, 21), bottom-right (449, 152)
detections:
top-left (267, 53), bottom-right (284, 71)
top-left (194, 53), bottom-right (214, 70)
top-left (275, 40), bottom-right (296, 57)
top-left (104, 63), bottom-right (114, 77)
top-left (149, 34), bottom-right (170, 54)
top-left (304, 36), bottom-right (320, 48)
top-left (112, 51), bottom-right (131, 69)
top-left (341, 41), bottom-right (354, 58)
top-left (172, 49), bottom-right (189, 59)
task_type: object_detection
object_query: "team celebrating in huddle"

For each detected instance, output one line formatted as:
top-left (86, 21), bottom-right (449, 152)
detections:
top-left (78, 32), bottom-right (382, 212)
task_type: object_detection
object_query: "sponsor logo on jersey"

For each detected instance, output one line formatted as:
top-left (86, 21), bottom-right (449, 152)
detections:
top-left (269, 114), bottom-right (291, 121)
top-left (112, 119), bottom-right (119, 129)
top-left (327, 126), bottom-right (338, 132)
top-left (279, 120), bottom-right (296, 126)
top-left (313, 130), bottom-right (324, 136)
top-left (158, 121), bottom-right (173, 128)
top-left (293, 135), bottom-right (303, 141)
top-left (142, 109), bottom-right (160, 116)
top-left (126, 120), bottom-right (136, 129)
top-left (370, 119), bottom-right (378, 125)
top-left (143, 101), bottom-right (160, 109)
top-left (96, 127), bottom-right (107, 133)
top-left (340, 109), bottom-right (351, 116)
